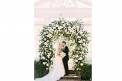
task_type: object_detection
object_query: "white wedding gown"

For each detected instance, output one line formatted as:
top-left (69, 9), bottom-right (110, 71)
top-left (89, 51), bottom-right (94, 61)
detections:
top-left (35, 53), bottom-right (65, 81)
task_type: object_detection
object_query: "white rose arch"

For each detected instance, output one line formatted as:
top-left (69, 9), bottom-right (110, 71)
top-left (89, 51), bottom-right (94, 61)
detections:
top-left (38, 18), bottom-right (90, 71)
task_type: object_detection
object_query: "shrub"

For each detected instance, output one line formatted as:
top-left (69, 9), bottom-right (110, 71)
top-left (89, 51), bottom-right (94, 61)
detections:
top-left (80, 63), bottom-right (92, 80)
top-left (34, 61), bottom-right (49, 79)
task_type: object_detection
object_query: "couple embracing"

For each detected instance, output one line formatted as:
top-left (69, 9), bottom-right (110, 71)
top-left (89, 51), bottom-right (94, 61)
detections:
top-left (35, 41), bottom-right (69, 81)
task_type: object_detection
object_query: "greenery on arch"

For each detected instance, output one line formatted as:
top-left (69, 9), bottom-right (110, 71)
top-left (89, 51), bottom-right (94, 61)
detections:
top-left (38, 18), bottom-right (90, 72)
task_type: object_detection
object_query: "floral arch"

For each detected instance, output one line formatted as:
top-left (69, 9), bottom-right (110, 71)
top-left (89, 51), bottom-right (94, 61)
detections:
top-left (38, 18), bottom-right (90, 71)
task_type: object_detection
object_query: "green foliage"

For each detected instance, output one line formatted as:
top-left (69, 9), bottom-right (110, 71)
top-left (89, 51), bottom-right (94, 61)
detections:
top-left (80, 63), bottom-right (92, 80)
top-left (34, 61), bottom-right (49, 79)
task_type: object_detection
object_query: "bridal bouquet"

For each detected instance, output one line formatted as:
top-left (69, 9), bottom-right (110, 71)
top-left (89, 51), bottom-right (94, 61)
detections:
top-left (60, 52), bottom-right (66, 58)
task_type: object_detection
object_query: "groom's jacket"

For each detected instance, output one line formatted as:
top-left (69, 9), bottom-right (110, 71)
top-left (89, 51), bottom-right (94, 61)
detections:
top-left (62, 46), bottom-right (69, 60)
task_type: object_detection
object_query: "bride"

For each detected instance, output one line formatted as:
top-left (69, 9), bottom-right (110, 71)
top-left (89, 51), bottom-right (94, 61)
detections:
top-left (35, 42), bottom-right (65, 81)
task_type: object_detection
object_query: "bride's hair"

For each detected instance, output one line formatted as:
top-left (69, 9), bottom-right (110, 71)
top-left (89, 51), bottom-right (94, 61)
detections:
top-left (62, 41), bottom-right (66, 44)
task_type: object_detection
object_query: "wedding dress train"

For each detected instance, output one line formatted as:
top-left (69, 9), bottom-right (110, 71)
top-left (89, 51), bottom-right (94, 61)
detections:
top-left (35, 55), bottom-right (65, 81)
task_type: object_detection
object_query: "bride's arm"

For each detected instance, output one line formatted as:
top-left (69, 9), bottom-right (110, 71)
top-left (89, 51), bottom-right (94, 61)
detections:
top-left (55, 48), bottom-right (60, 56)
top-left (55, 50), bottom-right (62, 57)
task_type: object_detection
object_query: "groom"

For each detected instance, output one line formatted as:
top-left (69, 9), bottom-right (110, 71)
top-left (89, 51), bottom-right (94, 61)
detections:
top-left (61, 41), bottom-right (69, 76)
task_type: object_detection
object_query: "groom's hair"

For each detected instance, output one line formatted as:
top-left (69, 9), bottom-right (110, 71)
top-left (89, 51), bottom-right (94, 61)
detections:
top-left (62, 41), bottom-right (66, 44)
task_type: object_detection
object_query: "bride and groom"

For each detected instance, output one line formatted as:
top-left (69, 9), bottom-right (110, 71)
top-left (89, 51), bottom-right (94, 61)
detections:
top-left (35, 41), bottom-right (69, 81)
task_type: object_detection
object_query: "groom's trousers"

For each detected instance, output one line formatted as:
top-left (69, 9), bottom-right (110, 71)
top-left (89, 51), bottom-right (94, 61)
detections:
top-left (63, 57), bottom-right (69, 75)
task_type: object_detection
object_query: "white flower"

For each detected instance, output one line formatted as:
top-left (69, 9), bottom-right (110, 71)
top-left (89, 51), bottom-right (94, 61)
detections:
top-left (47, 54), bottom-right (50, 58)
top-left (46, 63), bottom-right (49, 66)
top-left (79, 57), bottom-right (83, 60)
top-left (42, 56), bottom-right (45, 59)
top-left (83, 39), bottom-right (86, 42)
top-left (71, 28), bottom-right (74, 32)
top-left (43, 32), bottom-right (46, 35)
top-left (50, 29), bottom-right (53, 32)
top-left (77, 36), bottom-right (81, 38)
top-left (83, 43), bottom-right (86, 46)
top-left (76, 26), bottom-right (80, 31)
top-left (76, 55), bottom-right (79, 58)
top-left (46, 68), bottom-right (48, 70)
top-left (78, 40), bottom-right (82, 43)
top-left (61, 52), bottom-right (66, 58)
top-left (43, 38), bottom-right (46, 41)
top-left (44, 42), bottom-right (46, 45)
top-left (75, 60), bottom-right (78, 62)
top-left (80, 63), bottom-right (83, 66)
top-left (46, 40), bottom-right (49, 42)
top-left (82, 51), bottom-right (84, 53)
top-left (55, 24), bottom-right (58, 27)
top-left (59, 26), bottom-right (63, 30)
top-left (47, 34), bottom-right (52, 37)
top-left (43, 62), bottom-right (46, 65)
top-left (45, 42), bottom-right (48, 46)
top-left (48, 52), bottom-right (51, 55)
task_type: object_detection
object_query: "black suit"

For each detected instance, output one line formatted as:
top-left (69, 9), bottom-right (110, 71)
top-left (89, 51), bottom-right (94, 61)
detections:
top-left (62, 46), bottom-right (69, 75)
